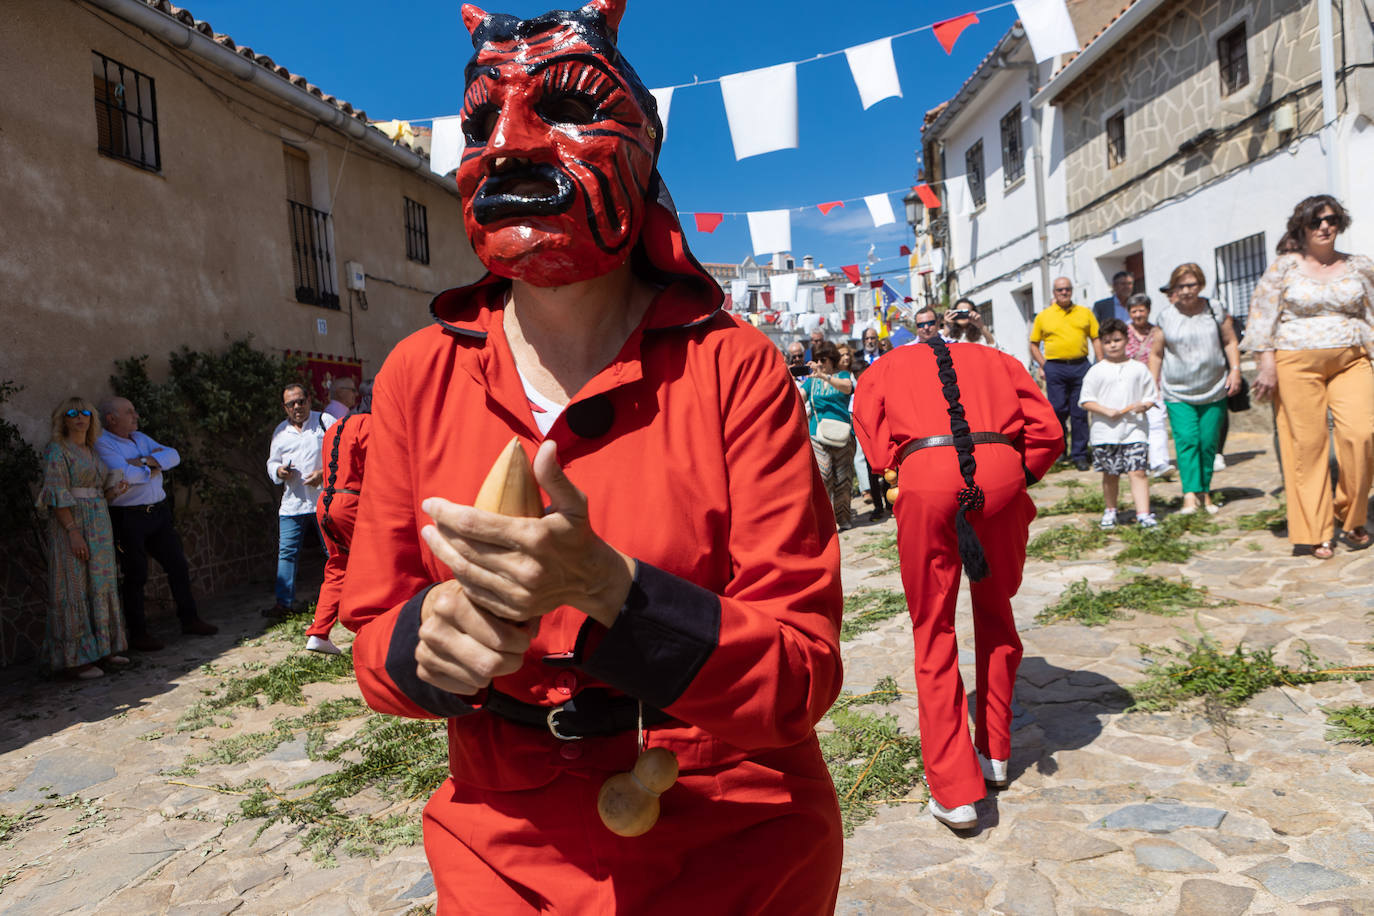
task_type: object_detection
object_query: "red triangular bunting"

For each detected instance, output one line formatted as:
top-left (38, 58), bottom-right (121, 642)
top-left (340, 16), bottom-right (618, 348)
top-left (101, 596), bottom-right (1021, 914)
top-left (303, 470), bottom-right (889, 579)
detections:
top-left (694, 213), bottom-right (724, 233)
top-left (817, 201), bottom-right (845, 215)
top-left (870, 280), bottom-right (884, 289)
top-left (914, 183), bottom-right (941, 209)
top-left (824, 285), bottom-right (836, 304)
top-left (841, 265), bottom-right (862, 285)
top-left (903, 297), bottom-right (913, 303)
top-left (761, 291), bottom-right (772, 308)
top-left (932, 12), bottom-right (979, 55)
top-left (899, 245), bottom-right (911, 256)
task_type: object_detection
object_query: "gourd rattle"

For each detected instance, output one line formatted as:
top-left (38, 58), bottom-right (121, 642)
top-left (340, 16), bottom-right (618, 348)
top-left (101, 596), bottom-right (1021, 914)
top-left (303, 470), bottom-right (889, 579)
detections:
top-left (884, 467), bottom-right (900, 504)
top-left (474, 438), bottom-right (678, 837)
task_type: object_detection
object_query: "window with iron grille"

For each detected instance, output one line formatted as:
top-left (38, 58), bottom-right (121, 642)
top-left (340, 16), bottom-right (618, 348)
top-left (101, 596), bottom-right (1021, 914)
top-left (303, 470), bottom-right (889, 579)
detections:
top-left (1217, 24), bottom-right (1249, 97)
top-left (965, 140), bottom-right (986, 208)
top-left (1106, 111), bottom-right (1126, 169)
top-left (92, 52), bottom-right (160, 171)
top-left (283, 145), bottom-right (339, 310)
top-left (1000, 105), bottom-right (1025, 186)
top-left (1214, 232), bottom-right (1266, 320)
top-left (404, 197), bottom-right (430, 264)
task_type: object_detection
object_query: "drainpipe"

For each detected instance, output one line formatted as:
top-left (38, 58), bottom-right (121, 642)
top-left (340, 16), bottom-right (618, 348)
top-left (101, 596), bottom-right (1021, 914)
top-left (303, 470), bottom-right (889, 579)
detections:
top-left (86, 0), bottom-right (442, 184)
top-left (1318, 0), bottom-right (1342, 195)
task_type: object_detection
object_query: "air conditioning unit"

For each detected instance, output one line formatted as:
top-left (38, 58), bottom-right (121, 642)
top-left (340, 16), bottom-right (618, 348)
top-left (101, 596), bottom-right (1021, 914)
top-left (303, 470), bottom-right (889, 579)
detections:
top-left (1272, 102), bottom-right (1297, 135)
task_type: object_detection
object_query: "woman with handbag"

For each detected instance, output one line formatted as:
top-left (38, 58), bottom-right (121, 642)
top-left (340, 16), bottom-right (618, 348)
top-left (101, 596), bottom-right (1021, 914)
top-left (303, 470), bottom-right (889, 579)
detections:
top-left (806, 341), bottom-right (857, 530)
top-left (1245, 195), bottom-right (1374, 558)
top-left (1148, 263), bottom-right (1242, 515)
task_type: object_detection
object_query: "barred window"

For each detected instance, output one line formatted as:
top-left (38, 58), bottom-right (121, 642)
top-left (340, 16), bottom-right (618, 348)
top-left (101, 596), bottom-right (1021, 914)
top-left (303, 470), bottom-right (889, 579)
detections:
top-left (1217, 24), bottom-right (1249, 97)
top-left (93, 52), bottom-right (160, 171)
top-left (1214, 233), bottom-right (1266, 320)
top-left (1106, 111), bottom-right (1126, 169)
top-left (284, 145), bottom-right (339, 310)
top-left (404, 197), bottom-right (430, 264)
top-left (1000, 104), bottom-right (1025, 186)
top-left (965, 140), bottom-right (986, 208)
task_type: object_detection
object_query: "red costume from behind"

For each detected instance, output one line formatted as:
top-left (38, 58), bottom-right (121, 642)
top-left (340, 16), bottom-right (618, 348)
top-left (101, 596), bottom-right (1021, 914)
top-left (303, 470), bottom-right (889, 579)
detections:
top-left (853, 342), bottom-right (1061, 808)
top-left (310, 414), bottom-right (371, 640)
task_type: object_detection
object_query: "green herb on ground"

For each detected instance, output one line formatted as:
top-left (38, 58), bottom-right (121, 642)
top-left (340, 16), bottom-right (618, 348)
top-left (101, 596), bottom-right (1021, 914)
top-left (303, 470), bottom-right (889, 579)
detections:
top-left (1324, 705), bottom-right (1374, 745)
top-left (1237, 503), bottom-right (1287, 533)
top-left (189, 698), bottom-right (367, 766)
top-left (240, 606), bottom-right (318, 647)
top-left (855, 532), bottom-right (899, 571)
top-left (0, 806), bottom-right (44, 845)
top-left (234, 715), bottom-right (449, 864)
top-left (1037, 575), bottom-right (1227, 627)
top-left (1041, 489), bottom-right (1105, 517)
top-left (1130, 637), bottom-right (1372, 711)
top-left (829, 676), bottom-right (901, 712)
top-left (1113, 512), bottom-right (1220, 565)
top-left (821, 705), bottom-right (922, 835)
top-left (1027, 523), bottom-right (1107, 561)
top-left (841, 589), bottom-right (908, 639)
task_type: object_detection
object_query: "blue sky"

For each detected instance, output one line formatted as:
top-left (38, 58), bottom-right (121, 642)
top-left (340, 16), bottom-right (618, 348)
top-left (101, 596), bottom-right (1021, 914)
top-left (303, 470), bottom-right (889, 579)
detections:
top-left (183, 0), bottom-right (1017, 276)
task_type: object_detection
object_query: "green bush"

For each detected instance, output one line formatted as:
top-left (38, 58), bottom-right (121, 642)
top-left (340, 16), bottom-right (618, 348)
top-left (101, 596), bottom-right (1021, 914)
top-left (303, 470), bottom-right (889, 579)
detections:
top-left (110, 340), bottom-right (302, 509)
top-left (0, 380), bottom-right (42, 537)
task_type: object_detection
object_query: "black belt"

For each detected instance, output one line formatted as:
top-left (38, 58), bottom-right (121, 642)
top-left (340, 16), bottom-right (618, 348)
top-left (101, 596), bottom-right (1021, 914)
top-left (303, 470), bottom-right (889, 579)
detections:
top-left (110, 499), bottom-right (166, 514)
top-left (1046, 357), bottom-right (1088, 364)
top-left (333, 488), bottom-right (361, 496)
top-left (897, 432), bottom-right (1013, 465)
top-left (484, 688), bottom-right (672, 741)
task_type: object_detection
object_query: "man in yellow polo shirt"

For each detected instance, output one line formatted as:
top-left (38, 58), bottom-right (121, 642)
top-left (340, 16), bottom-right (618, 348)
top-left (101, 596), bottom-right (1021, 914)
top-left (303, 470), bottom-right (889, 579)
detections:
top-left (1029, 277), bottom-right (1103, 471)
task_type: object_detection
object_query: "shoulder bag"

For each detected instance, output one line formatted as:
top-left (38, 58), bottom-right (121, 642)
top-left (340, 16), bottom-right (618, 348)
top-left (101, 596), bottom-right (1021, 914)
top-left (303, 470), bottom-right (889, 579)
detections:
top-left (806, 377), bottom-right (852, 447)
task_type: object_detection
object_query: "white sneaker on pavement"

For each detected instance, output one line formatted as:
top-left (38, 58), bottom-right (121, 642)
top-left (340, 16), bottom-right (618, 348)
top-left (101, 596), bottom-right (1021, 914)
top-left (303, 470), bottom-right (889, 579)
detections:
top-left (1137, 513), bottom-right (1159, 528)
top-left (1213, 454), bottom-right (1226, 471)
top-left (305, 635), bottom-right (342, 655)
top-left (977, 751), bottom-right (1009, 788)
top-left (928, 797), bottom-right (978, 830)
top-left (1099, 508), bottom-right (1117, 530)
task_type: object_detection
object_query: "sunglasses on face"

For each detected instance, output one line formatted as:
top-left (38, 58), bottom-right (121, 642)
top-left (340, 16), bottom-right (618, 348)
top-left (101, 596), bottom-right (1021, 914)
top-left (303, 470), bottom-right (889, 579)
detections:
top-left (1174, 281), bottom-right (1200, 290)
top-left (64, 409), bottom-right (91, 418)
top-left (786, 353), bottom-right (804, 362)
top-left (916, 320), bottom-right (937, 329)
top-left (1308, 214), bottom-right (1340, 230)
top-left (1054, 287), bottom-right (1072, 293)
top-left (284, 397), bottom-right (308, 408)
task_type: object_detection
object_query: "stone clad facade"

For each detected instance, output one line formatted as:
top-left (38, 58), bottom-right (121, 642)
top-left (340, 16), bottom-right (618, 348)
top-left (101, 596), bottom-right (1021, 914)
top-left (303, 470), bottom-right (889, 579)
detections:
top-left (1054, 0), bottom-right (1327, 241)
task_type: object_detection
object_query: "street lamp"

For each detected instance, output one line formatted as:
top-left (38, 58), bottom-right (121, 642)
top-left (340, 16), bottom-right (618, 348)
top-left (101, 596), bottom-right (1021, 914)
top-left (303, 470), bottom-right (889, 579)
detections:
top-left (903, 189), bottom-right (923, 231)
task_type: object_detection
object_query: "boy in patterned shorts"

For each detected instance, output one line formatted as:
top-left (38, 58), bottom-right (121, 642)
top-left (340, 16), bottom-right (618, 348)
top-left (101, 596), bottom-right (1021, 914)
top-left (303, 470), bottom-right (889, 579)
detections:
top-left (1079, 318), bottom-right (1160, 529)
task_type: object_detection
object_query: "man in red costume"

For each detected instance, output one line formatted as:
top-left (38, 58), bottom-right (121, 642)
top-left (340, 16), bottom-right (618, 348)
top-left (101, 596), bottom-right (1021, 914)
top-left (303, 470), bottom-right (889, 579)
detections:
top-left (853, 336), bottom-right (1061, 831)
top-left (340, 2), bottom-right (844, 912)
top-left (306, 390), bottom-right (371, 655)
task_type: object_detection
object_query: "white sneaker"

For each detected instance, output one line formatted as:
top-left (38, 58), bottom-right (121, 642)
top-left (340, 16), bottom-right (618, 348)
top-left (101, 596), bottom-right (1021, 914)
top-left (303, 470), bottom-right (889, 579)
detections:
top-left (1149, 464), bottom-right (1173, 479)
top-left (1213, 454), bottom-right (1226, 471)
top-left (1136, 513), bottom-right (1159, 528)
top-left (305, 635), bottom-right (342, 655)
top-left (1099, 508), bottom-right (1117, 530)
top-left (929, 797), bottom-right (978, 830)
top-left (977, 751), bottom-right (1009, 788)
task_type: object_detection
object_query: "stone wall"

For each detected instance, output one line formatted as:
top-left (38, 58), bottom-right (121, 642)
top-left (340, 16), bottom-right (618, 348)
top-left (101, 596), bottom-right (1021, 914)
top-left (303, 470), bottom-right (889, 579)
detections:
top-left (0, 504), bottom-right (277, 667)
top-left (1056, 0), bottom-right (1324, 240)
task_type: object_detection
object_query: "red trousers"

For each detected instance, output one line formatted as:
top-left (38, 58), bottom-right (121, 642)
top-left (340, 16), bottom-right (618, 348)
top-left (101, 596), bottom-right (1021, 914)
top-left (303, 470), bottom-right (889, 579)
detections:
top-left (309, 494), bottom-right (357, 639)
top-left (422, 748), bottom-right (842, 914)
top-left (894, 446), bottom-right (1033, 808)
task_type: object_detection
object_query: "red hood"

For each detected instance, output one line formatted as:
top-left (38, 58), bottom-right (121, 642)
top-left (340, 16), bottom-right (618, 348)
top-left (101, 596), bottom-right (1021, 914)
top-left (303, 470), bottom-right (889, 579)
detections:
top-left (430, 177), bottom-right (723, 339)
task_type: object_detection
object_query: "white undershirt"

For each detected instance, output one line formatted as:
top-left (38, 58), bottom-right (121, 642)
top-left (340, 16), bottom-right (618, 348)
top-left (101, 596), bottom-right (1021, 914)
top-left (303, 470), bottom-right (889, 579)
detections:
top-left (517, 365), bottom-right (566, 436)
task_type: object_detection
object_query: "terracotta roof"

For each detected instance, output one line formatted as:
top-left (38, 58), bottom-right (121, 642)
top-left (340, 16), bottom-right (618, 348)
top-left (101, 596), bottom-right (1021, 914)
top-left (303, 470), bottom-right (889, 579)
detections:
top-left (1050, 0), bottom-right (1137, 79)
top-left (136, 0), bottom-right (428, 158)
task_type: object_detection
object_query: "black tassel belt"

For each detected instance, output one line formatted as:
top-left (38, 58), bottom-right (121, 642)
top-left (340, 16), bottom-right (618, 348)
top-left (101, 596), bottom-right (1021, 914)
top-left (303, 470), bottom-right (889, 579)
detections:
top-left (897, 432), bottom-right (1013, 466)
top-left (483, 688), bottom-right (673, 741)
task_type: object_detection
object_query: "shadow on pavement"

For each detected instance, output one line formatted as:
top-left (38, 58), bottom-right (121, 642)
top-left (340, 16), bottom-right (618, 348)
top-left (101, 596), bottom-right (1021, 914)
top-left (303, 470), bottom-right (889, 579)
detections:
top-left (1004, 655), bottom-right (1132, 782)
top-left (0, 552), bottom-right (325, 758)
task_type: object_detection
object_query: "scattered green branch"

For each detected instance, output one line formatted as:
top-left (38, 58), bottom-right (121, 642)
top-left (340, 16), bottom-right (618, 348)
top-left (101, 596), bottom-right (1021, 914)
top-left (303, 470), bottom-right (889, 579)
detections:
top-left (1130, 637), bottom-right (1372, 711)
top-left (0, 806), bottom-right (44, 845)
top-left (1324, 705), bottom-right (1374, 745)
top-left (1037, 576), bottom-right (1228, 627)
top-left (239, 607), bottom-right (318, 647)
top-left (1027, 523), bottom-right (1107, 561)
top-left (820, 705), bottom-right (923, 836)
top-left (188, 698), bottom-right (367, 767)
top-left (841, 589), bottom-right (908, 639)
top-left (855, 532), bottom-right (899, 571)
top-left (1113, 512), bottom-right (1220, 565)
top-left (1237, 503), bottom-right (1287, 534)
top-left (1041, 488), bottom-right (1106, 516)
top-left (829, 676), bottom-right (902, 712)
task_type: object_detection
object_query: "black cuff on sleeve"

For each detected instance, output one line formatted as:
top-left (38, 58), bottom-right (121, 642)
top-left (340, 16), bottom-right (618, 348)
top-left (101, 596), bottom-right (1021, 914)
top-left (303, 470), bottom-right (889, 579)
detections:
top-left (1024, 463), bottom-right (1039, 486)
top-left (574, 561), bottom-right (720, 709)
top-left (385, 585), bottom-right (480, 719)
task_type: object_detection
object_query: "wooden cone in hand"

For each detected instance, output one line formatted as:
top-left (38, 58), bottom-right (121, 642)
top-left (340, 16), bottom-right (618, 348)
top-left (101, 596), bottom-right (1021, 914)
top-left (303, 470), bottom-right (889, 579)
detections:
top-left (474, 438), bottom-right (543, 518)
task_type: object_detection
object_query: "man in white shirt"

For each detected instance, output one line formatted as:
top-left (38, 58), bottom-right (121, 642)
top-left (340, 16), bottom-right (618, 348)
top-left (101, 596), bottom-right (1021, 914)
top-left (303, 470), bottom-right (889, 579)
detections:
top-left (323, 376), bottom-right (358, 420)
top-left (97, 398), bottom-right (218, 651)
top-left (264, 383), bottom-right (335, 618)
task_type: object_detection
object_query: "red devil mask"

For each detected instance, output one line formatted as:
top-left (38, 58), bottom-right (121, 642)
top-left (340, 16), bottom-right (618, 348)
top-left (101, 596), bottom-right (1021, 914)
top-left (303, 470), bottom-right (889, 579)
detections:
top-left (456, 1), bottom-right (662, 286)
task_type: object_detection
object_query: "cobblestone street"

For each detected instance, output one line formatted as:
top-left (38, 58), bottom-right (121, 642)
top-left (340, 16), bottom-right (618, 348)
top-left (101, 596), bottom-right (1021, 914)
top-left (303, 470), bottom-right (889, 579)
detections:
top-left (2, 429), bottom-right (1372, 914)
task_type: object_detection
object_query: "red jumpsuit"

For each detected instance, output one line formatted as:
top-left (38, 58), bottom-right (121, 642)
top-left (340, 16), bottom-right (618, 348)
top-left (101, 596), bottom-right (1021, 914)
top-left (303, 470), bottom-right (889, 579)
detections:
top-left (310, 414), bottom-right (371, 640)
top-left (341, 202), bottom-right (845, 914)
top-left (853, 343), bottom-right (1061, 808)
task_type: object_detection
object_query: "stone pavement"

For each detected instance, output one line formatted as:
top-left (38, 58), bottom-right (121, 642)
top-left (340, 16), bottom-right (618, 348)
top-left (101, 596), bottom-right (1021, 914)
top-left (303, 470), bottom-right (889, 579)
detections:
top-left (0, 429), bottom-right (1370, 914)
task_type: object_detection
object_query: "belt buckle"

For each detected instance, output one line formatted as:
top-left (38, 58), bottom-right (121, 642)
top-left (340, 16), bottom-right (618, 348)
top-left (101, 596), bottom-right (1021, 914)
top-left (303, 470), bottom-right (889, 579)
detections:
top-left (546, 706), bottom-right (582, 741)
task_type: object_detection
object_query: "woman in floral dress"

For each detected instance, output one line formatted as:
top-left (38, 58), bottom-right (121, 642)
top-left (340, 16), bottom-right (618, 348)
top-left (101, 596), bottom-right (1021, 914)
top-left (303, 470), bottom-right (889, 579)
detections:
top-left (37, 397), bottom-right (130, 678)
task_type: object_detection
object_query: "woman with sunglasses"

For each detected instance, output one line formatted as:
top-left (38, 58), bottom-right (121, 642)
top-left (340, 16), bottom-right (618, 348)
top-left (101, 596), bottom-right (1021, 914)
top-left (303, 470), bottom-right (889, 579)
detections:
top-left (1244, 195), bottom-right (1374, 558)
top-left (36, 398), bottom-right (130, 678)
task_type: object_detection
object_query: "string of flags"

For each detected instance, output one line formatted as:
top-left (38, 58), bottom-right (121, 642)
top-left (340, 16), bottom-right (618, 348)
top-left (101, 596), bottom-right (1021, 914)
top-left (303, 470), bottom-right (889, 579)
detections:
top-left (421, 0), bottom-right (1079, 173)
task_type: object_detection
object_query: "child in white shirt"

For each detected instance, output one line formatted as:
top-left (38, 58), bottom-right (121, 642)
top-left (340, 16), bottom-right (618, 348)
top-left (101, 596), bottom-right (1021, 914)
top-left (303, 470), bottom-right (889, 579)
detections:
top-left (1079, 319), bottom-right (1160, 528)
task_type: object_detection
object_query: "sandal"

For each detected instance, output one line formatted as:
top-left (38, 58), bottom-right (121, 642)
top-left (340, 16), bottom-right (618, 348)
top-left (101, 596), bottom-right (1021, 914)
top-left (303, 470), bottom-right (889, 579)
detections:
top-left (1292, 541), bottom-right (1335, 559)
top-left (1337, 528), bottom-right (1373, 551)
